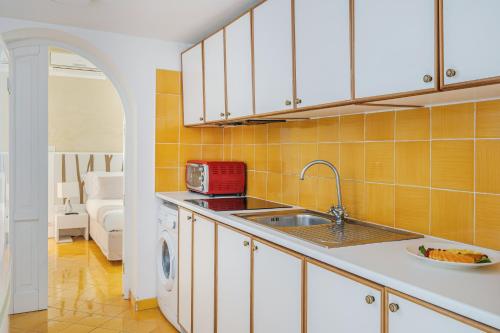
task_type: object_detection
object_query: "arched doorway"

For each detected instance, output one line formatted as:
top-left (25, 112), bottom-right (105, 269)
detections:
top-left (2, 29), bottom-right (134, 314)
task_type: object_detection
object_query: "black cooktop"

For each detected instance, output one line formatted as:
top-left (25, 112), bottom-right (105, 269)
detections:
top-left (185, 197), bottom-right (291, 211)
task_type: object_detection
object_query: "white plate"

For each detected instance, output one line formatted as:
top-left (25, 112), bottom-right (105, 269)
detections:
top-left (406, 242), bottom-right (500, 269)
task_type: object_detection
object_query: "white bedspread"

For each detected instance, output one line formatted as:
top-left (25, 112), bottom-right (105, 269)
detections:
top-left (86, 199), bottom-right (124, 232)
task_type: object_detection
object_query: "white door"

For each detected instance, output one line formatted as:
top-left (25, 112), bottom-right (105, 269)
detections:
top-left (217, 225), bottom-right (251, 333)
top-left (225, 13), bottom-right (254, 119)
top-left (252, 240), bottom-right (302, 333)
top-left (203, 30), bottom-right (226, 122)
top-left (9, 43), bottom-right (49, 313)
top-left (387, 292), bottom-right (481, 333)
top-left (0, 40), bottom-right (10, 330)
top-left (253, 0), bottom-right (294, 114)
top-left (294, 0), bottom-right (351, 107)
top-left (182, 44), bottom-right (204, 125)
top-left (192, 215), bottom-right (215, 333)
top-left (307, 262), bottom-right (381, 333)
top-left (442, 0), bottom-right (500, 86)
top-left (178, 208), bottom-right (193, 333)
top-left (354, 0), bottom-right (436, 98)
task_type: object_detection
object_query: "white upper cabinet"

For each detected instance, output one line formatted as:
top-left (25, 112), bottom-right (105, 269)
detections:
top-left (307, 262), bottom-right (382, 333)
top-left (182, 43), bottom-right (204, 125)
top-left (253, 241), bottom-right (302, 333)
top-left (225, 13), bottom-right (254, 119)
top-left (192, 215), bottom-right (215, 333)
top-left (442, 0), bottom-right (500, 86)
top-left (294, 0), bottom-right (351, 107)
top-left (387, 292), bottom-right (481, 333)
top-left (354, 0), bottom-right (436, 99)
top-left (203, 30), bottom-right (226, 122)
top-left (253, 0), bottom-right (294, 114)
top-left (217, 225), bottom-right (251, 333)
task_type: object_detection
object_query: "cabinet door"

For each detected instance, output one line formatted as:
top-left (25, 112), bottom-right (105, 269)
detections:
top-left (442, 0), bottom-right (500, 86)
top-left (178, 208), bottom-right (193, 332)
top-left (387, 292), bottom-right (482, 333)
top-left (204, 30), bottom-right (226, 122)
top-left (253, 0), bottom-right (294, 114)
top-left (182, 44), bottom-right (204, 125)
top-left (217, 225), bottom-right (251, 333)
top-left (307, 262), bottom-right (382, 333)
top-left (295, 0), bottom-right (351, 107)
top-left (225, 13), bottom-right (254, 119)
top-left (354, 0), bottom-right (436, 99)
top-left (192, 215), bottom-right (215, 333)
top-left (253, 241), bottom-right (302, 333)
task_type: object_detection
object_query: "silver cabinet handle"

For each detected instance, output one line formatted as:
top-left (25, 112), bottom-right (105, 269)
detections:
top-left (285, 100), bottom-right (292, 106)
top-left (423, 74), bottom-right (433, 83)
top-left (243, 240), bottom-right (249, 247)
top-left (187, 216), bottom-right (192, 220)
top-left (365, 295), bottom-right (375, 304)
top-left (252, 245), bottom-right (258, 251)
top-left (199, 116), bottom-right (204, 121)
top-left (295, 98), bottom-right (302, 105)
top-left (389, 303), bottom-right (399, 313)
top-left (446, 68), bottom-right (457, 78)
top-left (227, 112), bottom-right (231, 116)
top-left (220, 112), bottom-right (225, 117)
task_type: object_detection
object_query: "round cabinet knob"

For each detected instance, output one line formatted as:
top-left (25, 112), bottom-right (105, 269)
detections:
top-left (253, 245), bottom-right (259, 251)
top-left (187, 216), bottom-right (192, 220)
top-left (423, 74), bottom-right (433, 83)
top-left (199, 116), bottom-right (204, 121)
top-left (295, 98), bottom-right (302, 105)
top-left (227, 112), bottom-right (231, 116)
top-left (220, 112), bottom-right (225, 117)
top-left (388, 303), bottom-right (400, 313)
top-left (285, 100), bottom-right (292, 106)
top-left (243, 240), bottom-right (250, 247)
top-left (446, 68), bottom-right (457, 78)
top-left (365, 295), bottom-right (375, 304)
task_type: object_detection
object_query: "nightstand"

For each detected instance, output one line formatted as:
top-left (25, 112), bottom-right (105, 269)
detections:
top-left (55, 212), bottom-right (89, 243)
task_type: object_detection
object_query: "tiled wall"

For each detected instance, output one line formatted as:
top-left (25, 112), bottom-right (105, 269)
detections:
top-left (155, 69), bottom-right (224, 192)
top-left (156, 70), bottom-right (500, 250)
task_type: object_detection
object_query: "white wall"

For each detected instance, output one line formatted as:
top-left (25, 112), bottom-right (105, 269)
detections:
top-left (0, 16), bottom-right (189, 301)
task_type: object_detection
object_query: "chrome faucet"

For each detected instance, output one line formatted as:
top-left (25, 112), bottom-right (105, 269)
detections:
top-left (299, 160), bottom-right (347, 224)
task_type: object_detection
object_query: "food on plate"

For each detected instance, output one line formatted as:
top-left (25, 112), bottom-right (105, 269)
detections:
top-left (418, 245), bottom-right (491, 264)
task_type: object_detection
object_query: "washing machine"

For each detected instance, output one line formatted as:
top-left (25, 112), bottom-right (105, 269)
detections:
top-left (157, 201), bottom-right (180, 330)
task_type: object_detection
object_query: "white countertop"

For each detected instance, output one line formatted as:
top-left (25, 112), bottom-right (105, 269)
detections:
top-left (156, 191), bottom-right (500, 329)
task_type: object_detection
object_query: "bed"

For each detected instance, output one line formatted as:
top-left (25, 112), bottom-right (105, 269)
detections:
top-left (84, 172), bottom-right (124, 261)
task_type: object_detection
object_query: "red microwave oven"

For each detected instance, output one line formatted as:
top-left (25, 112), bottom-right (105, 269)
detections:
top-left (185, 160), bottom-right (246, 196)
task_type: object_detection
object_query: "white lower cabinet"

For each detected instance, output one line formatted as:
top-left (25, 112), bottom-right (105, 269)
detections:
top-left (178, 208), bottom-right (193, 333)
top-left (217, 225), bottom-right (251, 333)
top-left (192, 215), bottom-right (215, 333)
top-left (387, 292), bottom-right (482, 333)
top-left (306, 261), bottom-right (382, 333)
top-left (252, 240), bottom-right (303, 333)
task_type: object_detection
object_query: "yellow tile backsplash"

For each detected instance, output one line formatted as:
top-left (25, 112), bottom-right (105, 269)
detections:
top-left (156, 69), bottom-right (500, 250)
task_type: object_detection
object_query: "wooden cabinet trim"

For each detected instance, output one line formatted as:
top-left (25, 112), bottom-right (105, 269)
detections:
top-left (385, 288), bottom-right (499, 333)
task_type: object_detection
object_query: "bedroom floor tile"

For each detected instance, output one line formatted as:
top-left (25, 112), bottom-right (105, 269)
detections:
top-left (9, 238), bottom-right (178, 333)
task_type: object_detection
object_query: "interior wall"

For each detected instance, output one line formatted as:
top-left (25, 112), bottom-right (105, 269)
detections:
top-left (0, 16), bottom-right (189, 301)
top-left (48, 75), bottom-right (123, 152)
top-left (155, 69), bottom-right (500, 251)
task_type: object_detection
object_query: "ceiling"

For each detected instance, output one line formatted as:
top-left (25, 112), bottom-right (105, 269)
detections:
top-left (0, 0), bottom-right (259, 43)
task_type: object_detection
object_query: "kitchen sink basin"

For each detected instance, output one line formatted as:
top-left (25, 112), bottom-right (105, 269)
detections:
top-left (233, 210), bottom-right (423, 248)
top-left (246, 213), bottom-right (332, 227)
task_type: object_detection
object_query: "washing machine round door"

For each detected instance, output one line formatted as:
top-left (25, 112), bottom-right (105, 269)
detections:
top-left (157, 231), bottom-right (175, 291)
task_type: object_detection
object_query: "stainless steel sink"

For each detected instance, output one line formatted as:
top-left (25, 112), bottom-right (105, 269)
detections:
top-left (247, 213), bottom-right (332, 227)
top-left (233, 210), bottom-right (423, 248)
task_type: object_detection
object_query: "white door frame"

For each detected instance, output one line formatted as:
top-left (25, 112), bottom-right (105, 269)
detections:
top-left (5, 36), bottom-right (131, 313)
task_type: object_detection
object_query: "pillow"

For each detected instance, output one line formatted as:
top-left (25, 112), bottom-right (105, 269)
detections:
top-left (84, 171), bottom-right (123, 199)
top-left (94, 175), bottom-right (123, 200)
